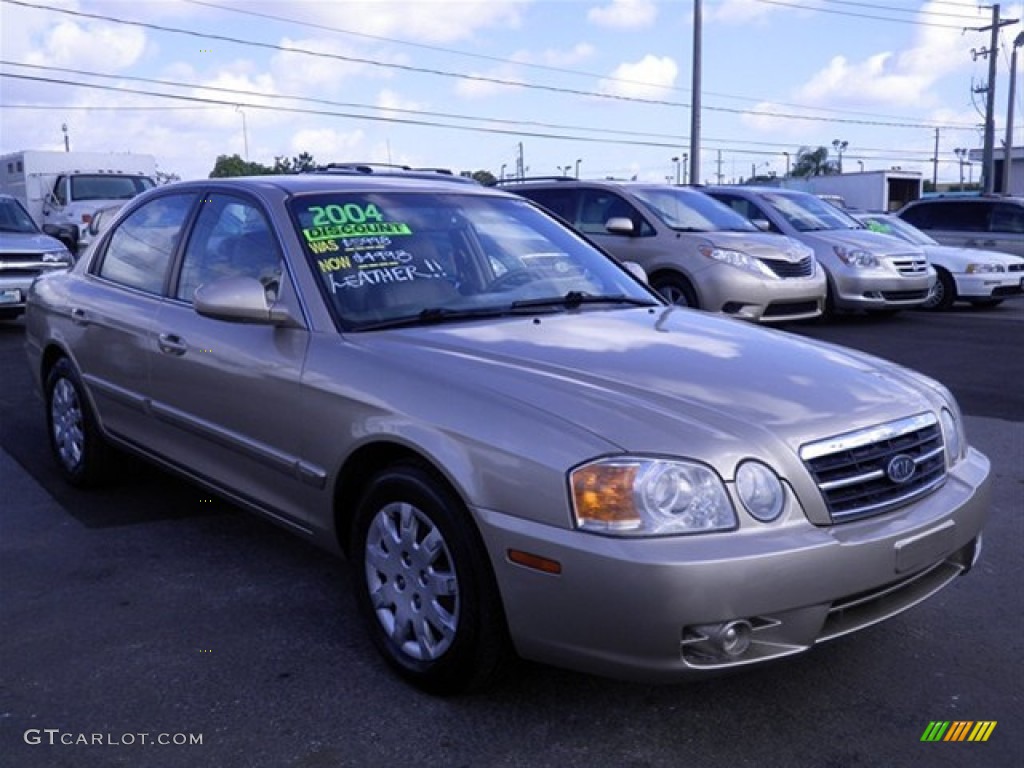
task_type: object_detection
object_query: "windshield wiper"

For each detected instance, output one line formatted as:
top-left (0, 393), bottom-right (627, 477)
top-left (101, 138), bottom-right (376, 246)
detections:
top-left (510, 291), bottom-right (660, 312)
top-left (353, 306), bottom-right (509, 331)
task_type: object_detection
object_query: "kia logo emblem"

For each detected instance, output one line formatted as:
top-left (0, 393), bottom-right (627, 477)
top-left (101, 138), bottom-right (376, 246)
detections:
top-left (886, 454), bottom-right (916, 484)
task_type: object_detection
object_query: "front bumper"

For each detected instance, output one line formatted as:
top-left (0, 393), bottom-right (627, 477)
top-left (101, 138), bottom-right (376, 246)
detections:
top-left (475, 447), bottom-right (990, 683)
top-left (0, 274), bottom-right (37, 311)
top-left (697, 265), bottom-right (827, 323)
top-left (832, 270), bottom-right (934, 310)
top-left (954, 272), bottom-right (1024, 301)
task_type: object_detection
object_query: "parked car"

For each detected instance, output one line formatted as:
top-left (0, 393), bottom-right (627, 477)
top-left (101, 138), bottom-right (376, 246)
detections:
top-left (896, 194), bottom-right (1024, 257)
top-left (25, 168), bottom-right (990, 694)
top-left (0, 193), bottom-right (74, 320)
top-left (703, 186), bottom-right (934, 315)
top-left (502, 178), bottom-right (826, 323)
top-left (853, 211), bottom-right (1024, 310)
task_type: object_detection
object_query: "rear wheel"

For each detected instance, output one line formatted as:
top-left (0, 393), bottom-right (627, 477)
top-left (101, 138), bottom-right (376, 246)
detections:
top-left (651, 273), bottom-right (698, 308)
top-left (351, 463), bottom-right (512, 694)
top-left (922, 268), bottom-right (956, 310)
top-left (45, 358), bottom-right (112, 487)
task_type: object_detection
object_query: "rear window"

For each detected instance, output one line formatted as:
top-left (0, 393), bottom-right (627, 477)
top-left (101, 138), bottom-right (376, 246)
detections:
top-left (70, 175), bottom-right (155, 202)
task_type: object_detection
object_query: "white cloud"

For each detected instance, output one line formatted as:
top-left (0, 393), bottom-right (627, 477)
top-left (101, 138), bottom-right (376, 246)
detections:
top-left (587, 0), bottom-right (657, 29)
top-left (598, 55), bottom-right (678, 99)
top-left (289, 127), bottom-right (366, 161)
top-left (454, 66), bottom-right (526, 99)
top-left (706, 0), bottom-right (813, 24)
top-left (24, 19), bottom-right (146, 71)
top-left (376, 89), bottom-right (425, 114)
top-left (289, 1), bottom-right (526, 44)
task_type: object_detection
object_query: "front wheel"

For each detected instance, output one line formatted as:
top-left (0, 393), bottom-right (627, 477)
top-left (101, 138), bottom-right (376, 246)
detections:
top-left (45, 357), bottom-right (112, 487)
top-left (651, 273), bottom-right (698, 308)
top-left (922, 268), bottom-right (956, 310)
top-left (351, 463), bottom-right (512, 694)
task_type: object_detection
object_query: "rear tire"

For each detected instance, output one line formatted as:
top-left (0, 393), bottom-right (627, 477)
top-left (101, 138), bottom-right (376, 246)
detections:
top-left (45, 357), bottom-right (112, 487)
top-left (651, 273), bottom-right (698, 308)
top-left (351, 463), bottom-right (513, 695)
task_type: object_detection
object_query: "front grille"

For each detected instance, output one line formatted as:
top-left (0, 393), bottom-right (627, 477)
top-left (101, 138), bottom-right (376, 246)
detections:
top-left (761, 255), bottom-right (815, 278)
top-left (0, 267), bottom-right (43, 278)
top-left (888, 254), bottom-right (930, 276)
top-left (763, 300), bottom-right (820, 318)
top-left (880, 289), bottom-right (929, 301)
top-left (800, 413), bottom-right (947, 523)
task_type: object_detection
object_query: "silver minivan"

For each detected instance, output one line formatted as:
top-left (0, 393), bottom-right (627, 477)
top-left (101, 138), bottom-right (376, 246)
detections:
top-left (506, 179), bottom-right (826, 323)
top-left (705, 185), bottom-right (934, 315)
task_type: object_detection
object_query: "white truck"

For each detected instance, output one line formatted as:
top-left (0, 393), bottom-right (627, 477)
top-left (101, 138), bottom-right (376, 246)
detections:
top-left (0, 150), bottom-right (157, 253)
top-left (782, 170), bottom-right (924, 212)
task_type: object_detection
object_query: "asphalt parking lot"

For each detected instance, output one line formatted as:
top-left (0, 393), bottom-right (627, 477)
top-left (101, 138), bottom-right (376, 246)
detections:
top-left (1, 304), bottom-right (1022, 768)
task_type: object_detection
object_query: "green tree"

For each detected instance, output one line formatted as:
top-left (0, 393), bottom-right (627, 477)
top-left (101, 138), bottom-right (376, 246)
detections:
top-left (208, 154), bottom-right (274, 177)
top-left (470, 170), bottom-right (496, 186)
top-left (790, 146), bottom-right (839, 178)
top-left (154, 170), bottom-right (181, 185)
top-left (271, 152), bottom-right (318, 174)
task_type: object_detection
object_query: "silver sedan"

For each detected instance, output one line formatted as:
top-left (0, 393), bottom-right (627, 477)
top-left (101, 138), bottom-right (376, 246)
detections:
top-left (25, 170), bottom-right (990, 694)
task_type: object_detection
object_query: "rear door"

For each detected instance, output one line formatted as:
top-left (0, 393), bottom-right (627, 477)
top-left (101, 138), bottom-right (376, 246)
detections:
top-left (72, 191), bottom-right (197, 445)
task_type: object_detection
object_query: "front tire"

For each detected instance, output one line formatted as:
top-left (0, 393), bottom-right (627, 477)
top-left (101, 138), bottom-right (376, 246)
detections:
top-left (352, 463), bottom-right (512, 694)
top-left (922, 268), bottom-right (955, 310)
top-left (651, 273), bottom-right (698, 308)
top-left (45, 357), bottom-right (112, 487)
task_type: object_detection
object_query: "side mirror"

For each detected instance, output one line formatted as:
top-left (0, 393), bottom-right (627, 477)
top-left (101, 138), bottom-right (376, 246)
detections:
top-left (623, 261), bottom-right (648, 284)
top-left (194, 276), bottom-right (298, 326)
top-left (751, 218), bottom-right (772, 232)
top-left (43, 223), bottom-right (79, 252)
top-left (605, 216), bottom-right (635, 235)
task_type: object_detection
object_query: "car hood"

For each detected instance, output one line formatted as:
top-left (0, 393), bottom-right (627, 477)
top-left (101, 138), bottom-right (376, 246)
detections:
top-left (922, 243), bottom-right (1024, 267)
top-left (355, 307), bottom-right (940, 467)
top-left (0, 230), bottom-right (66, 253)
top-left (798, 228), bottom-right (921, 256)
top-left (694, 231), bottom-right (809, 261)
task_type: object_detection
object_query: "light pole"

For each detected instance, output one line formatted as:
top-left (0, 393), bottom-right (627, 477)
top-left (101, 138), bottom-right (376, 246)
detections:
top-left (557, 164), bottom-right (572, 176)
top-left (782, 151), bottom-right (790, 177)
top-left (575, 158), bottom-right (582, 178)
top-left (671, 156), bottom-right (681, 185)
top-left (689, 0), bottom-right (701, 190)
top-left (500, 163), bottom-right (507, 181)
top-left (954, 148), bottom-right (967, 190)
top-left (832, 139), bottom-right (848, 173)
top-left (61, 123), bottom-right (69, 152)
top-left (857, 160), bottom-right (864, 172)
top-left (1002, 31), bottom-right (1024, 194)
top-left (235, 105), bottom-right (249, 161)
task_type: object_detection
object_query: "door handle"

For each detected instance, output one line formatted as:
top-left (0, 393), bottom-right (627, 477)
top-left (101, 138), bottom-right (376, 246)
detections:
top-left (70, 308), bottom-right (88, 326)
top-left (157, 333), bottom-right (188, 356)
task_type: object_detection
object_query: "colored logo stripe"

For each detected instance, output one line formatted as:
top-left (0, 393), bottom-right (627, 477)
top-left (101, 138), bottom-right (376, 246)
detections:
top-left (920, 721), bottom-right (996, 742)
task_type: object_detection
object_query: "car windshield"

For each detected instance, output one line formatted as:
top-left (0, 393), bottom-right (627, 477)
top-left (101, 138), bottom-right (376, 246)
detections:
top-left (69, 175), bottom-right (156, 202)
top-left (289, 191), bottom-right (661, 330)
top-left (858, 215), bottom-right (938, 246)
top-left (630, 187), bottom-right (758, 232)
top-left (761, 191), bottom-right (864, 232)
top-left (0, 197), bottom-right (40, 233)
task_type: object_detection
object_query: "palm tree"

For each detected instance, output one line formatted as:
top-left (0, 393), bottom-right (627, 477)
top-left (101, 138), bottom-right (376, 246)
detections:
top-left (790, 146), bottom-right (840, 178)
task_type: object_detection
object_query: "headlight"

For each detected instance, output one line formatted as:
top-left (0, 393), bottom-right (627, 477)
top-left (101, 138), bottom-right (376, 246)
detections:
top-left (833, 245), bottom-right (880, 268)
top-left (41, 249), bottom-right (73, 268)
top-left (939, 408), bottom-right (965, 467)
top-left (735, 461), bottom-right (784, 522)
top-left (965, 263), bottom-right (1005, 273)
top-left (570, 458), bottom-right (737, 536)
top-left (698, 245), bottom-right (777, 279)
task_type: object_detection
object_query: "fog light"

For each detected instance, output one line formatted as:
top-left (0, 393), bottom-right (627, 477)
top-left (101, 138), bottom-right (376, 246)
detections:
top-left (691, 620), bottom-right (753, 658)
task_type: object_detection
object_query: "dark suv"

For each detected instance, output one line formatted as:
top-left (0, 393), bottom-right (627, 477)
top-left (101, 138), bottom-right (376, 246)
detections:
top-left (895, 195), bottom-right (1024, 257)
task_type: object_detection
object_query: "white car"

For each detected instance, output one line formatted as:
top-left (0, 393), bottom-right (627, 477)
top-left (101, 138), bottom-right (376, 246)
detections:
top-left (854, 212), bottom-right (1024, 310)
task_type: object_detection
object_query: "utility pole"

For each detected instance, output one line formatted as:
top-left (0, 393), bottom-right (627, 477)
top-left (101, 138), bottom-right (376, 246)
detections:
top-left (716, 150), bottom-right (723, 184)
top-left (969, 4), bottom-right (1017, 193)
top-left (1002, 32), bottom-right (1024, 195)
top-left (689, 0), bottom-right (701, 189)
top-left (516, 142), bottom-right (525, 179)
top-left (931, 127), bottom-right (939, 187)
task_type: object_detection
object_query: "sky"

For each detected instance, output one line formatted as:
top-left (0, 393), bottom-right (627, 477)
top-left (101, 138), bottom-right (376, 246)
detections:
top-left (2, 0), bottom-right (1024, 185)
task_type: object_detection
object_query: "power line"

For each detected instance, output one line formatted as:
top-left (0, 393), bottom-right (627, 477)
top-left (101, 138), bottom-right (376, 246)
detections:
top-left (1, 0), bottom-right (979, 131)
top-left (0, 72), bottom-right (951, 165)
top-left (753, 0), bottom-right (987, 29)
